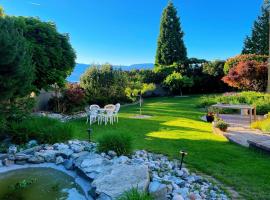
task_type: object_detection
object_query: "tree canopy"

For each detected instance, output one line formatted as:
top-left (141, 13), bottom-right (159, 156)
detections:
top-left (155, 1), bottom-right (187, 66)
top-left (14, 17), bottom-right (76, 91)
top-left (0, 17), bottom-right (34, 101)
top-left (242, 5), bottom-right (269, 55)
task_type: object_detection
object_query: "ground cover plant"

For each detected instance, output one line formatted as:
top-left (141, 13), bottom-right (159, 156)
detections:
top-left (251, 114), bottom-right (270, 132)
top-left (68, 96), bottom-right (270, 200)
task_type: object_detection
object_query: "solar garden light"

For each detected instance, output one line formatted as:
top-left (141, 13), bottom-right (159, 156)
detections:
top-left (87, 128), bottom-right (93, 142)
top-left (179, 150), bottom-right (188, 170)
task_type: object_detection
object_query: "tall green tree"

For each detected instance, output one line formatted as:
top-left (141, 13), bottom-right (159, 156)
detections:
top-left (242, 6), bottom-right (269, 55)
top-left (14, 17), bottom-right (76, 91)
top-left (0, 17), bottom-right (34, 101)
top-left (0, 6), bottom-right (5, 17)
top-left (155, 1), bottom-right (187, 66)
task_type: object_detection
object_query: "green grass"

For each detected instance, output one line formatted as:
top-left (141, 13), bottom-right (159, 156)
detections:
top-left (68, 96), bottom-right (270, 200)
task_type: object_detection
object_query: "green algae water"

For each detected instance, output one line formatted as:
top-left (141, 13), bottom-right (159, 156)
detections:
top-left (0, 168), bottom-right (87, 200)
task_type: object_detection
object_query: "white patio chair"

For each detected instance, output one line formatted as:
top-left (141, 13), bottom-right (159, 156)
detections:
top-left (90, 104), bottom-right (100, 111)
top-left (104, 104), bottom-right (116, 125)
top-left (89, 110), bottom-right (98, 125)
top-left (113, 103), bottom-right (120, 123)
top-left (85, 106), bottom-right (91, 124)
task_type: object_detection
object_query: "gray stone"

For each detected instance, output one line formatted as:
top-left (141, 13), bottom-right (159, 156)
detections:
top-left (27, 140), bottom-right (38, 148)
top-left (15, 160), bottom-right (27, 165)
top-left (114, 156), bottom-right (130, 164)
top-left (15, 153), bottom-right (31, 161)
top-left (3, 159), bottom-right (14, 166)
top-left (71, 151), bottom-right (89, 159)
top-left (148, 181), bottom-right (168, 200)
top-left (97, 193), bottom-right (112, 200)
top-left (8, 146), bottom-right (17, 154)
top-left (172, 194), bottom-right (184, 200)
top-left (54, 143), bottom-right (69, 150)
top-left (0, 160), bottom-right (3, 167)
top-left (28, 155), bottom-right (45, 164)
top-left (35, 150), bottom-right (58, 162)
top-left (55, 156), bottom-right (65, 165)
top-left (63, 159), bottom-right (74, 170)
top-left (70, 144), bottom-right (84, 153)
top-left (107, 150), bottom-right (117, 157)
top-left (92, 164), bottom-right (150, 199)
top-left (56, 148), bottom-right (73, 159)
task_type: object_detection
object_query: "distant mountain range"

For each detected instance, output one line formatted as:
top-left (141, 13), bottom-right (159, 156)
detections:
top-left (67, 63), bottom-right (154, 82)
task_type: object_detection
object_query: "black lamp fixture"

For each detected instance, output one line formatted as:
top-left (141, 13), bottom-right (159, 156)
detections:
top-left (87, 128), bottom-right (93, 142)
top-left (179, 150), bottom-right (188, 170)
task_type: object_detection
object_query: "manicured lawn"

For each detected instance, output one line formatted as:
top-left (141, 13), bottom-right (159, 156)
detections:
top-left (68, 96), bottom-right (270, 200)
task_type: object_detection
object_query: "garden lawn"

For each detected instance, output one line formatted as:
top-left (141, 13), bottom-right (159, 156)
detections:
top-left (68, 96), bottom-right (270, 200)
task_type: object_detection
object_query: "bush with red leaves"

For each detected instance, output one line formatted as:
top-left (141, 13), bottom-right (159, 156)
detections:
top-left (222, 60), bottom-right (267, 91)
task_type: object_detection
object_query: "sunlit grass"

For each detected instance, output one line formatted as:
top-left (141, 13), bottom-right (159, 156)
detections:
top-left (68, 96), bottom-right (270, 200)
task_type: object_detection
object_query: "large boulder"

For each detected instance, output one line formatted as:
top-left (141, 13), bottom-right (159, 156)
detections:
top-left (35, 150), bottom-right (58, 162)
top-left (92, 164), bottom-right (150, 199)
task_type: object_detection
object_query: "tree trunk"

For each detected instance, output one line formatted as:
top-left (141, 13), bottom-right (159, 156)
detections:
top-left (267, 59), bottom-right (270, 93)
top-left (139, 95), bottom-right (142, 115)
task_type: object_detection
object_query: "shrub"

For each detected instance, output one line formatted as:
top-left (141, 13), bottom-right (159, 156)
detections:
top-left (223, 54), bottom-right (268, 74)
top-left (251, 117), bottom-right (270, 132)
top-left (49, 83), bottom-right (86, 114)
top-left (222, 60), bottom-right (267, 91)
top-left (9, 117), bottom-right (75, 144)
top-left (198, 92), bottom-right (270, 115)
top-left (214, 120), bottom-right (229, 132)
top-left (97, 133), bottom-right (132, 156)
top-left (117, 188), bottom-right (153, 200)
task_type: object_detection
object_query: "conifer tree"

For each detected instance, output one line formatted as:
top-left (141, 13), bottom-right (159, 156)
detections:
top-left (155, 1), bottom-right (187, 66)
top-left (242, 6), bottom-right (269, 55)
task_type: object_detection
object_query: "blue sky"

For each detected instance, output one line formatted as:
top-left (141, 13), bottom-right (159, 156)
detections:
top-left (0, 0), bottom-right (263, 65)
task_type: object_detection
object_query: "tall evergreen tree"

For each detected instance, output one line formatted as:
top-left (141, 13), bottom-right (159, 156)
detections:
top-left (242, 6), bottom-right (269, 55)
top-left (155, 1), bottom-right (187, 66)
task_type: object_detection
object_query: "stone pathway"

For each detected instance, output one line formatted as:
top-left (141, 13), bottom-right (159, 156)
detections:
top-left (219, 114), bottom-right (270, 150)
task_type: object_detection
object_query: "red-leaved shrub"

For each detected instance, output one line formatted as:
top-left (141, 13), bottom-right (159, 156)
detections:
top-left (222, 60), bottom-right (267, 91)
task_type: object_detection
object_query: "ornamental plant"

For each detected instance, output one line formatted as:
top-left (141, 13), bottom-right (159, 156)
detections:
top-left (222, 60), bottom-right (267, 92)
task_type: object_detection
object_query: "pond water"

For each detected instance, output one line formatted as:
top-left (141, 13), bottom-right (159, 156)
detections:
top-left (0, 168), bottom-right (87, 200)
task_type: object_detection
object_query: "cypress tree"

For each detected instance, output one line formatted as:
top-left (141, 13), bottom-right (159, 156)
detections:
top-left (155, 1), bottom-right (187, 66)
top-left (242, 6), bottom-right (269, 55)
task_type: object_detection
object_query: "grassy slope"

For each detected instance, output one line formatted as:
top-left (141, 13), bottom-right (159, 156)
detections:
top-left (69, 96), bottom-right (270, 200)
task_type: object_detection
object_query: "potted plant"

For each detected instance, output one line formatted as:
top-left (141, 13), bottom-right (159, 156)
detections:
top-left (206, 112), bottom-right (215, 122)
top-left (214, 120), bottom-right (229, 132)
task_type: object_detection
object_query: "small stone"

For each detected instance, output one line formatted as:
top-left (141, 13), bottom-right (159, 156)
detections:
top-left (3, 159), bottom-right (14, 166)
top-left (8, 146), bottom-right (17, 154)
top-left (28, 155), bottom-right (45, 164)
top-left (70, 144), bottom-right (84, 153)
top-left (63, 159), bottom-right (74, 170)
top-left (55, 156), bottom-right (65, 165)
top-left (71, 151), bottom-right (89, 159)
top-left (148, 181), bottom-right (168, 200)
top-left (57, 149), bottom-right (73, 159)
top-left (27, 140), bottom-right (38, 148)
top-left (172, 194), bottom-right (184, 200)
top-left (107, 150), bottom-right (117, 157)
top-left (54, 143), bottom-right (69, 150)
top-left (114, 156), bottom-right (130, 164)
top-left (15, 153), bottom-right (31, 161)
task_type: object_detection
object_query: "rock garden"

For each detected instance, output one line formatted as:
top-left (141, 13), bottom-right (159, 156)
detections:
top-left (0, 140), bottom-right (228, 200)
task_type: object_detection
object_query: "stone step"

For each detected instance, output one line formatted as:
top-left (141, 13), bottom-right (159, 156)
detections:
top-left (248, 139), bottom-right (270, 153)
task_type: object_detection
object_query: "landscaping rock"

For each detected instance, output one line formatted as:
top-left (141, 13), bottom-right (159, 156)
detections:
top-left (108, 150), bottom-right (117, 157)
top-left (15, 153), bottom-right (31, 161)
top-left (71, 151), bottom-right (89, 159)
top-left (27, 140), bottom-right (38, 148)
top-left (3, 159), bottom-right (14, 166)
top-left (97, 193), bottom-right (112, 200)
top-left (55, 156), bottom-right (65, 165)
top-left (54, 143), bottom-right (69, 150)
top-left (35, 150), bottom-right (58, 162)
top-left (63, 159), bottom-right (74, 170)
top-left (70, 144), bottom-right (84, 153)
top-left (56, 148), bottom-right (73, 159)
top-left (113, 156), bottom-right (130, 164)
top-left (8, 145), bottom-right (17, 154)
top-left (92, 164), bottom-right (150, 199)
top-left (28, 155), bottom-right (45, 164)
top-left (172, 194), bottom-right (184, 200)
top-left (149, 181), bottom-right (168, 200)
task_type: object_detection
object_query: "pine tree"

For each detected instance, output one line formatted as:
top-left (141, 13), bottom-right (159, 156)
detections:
top-left (242, 6), bottom-right (269, 55)
top-left (155, 1), bottom-right (187, 66)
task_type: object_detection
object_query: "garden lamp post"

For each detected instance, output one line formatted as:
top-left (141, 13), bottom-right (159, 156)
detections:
top-left (265, 0), bottom-right (270, 93)
top-left (179, 150), bottom-right (188, 170)
top-left (87, 128), bottom-right (92, 142)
